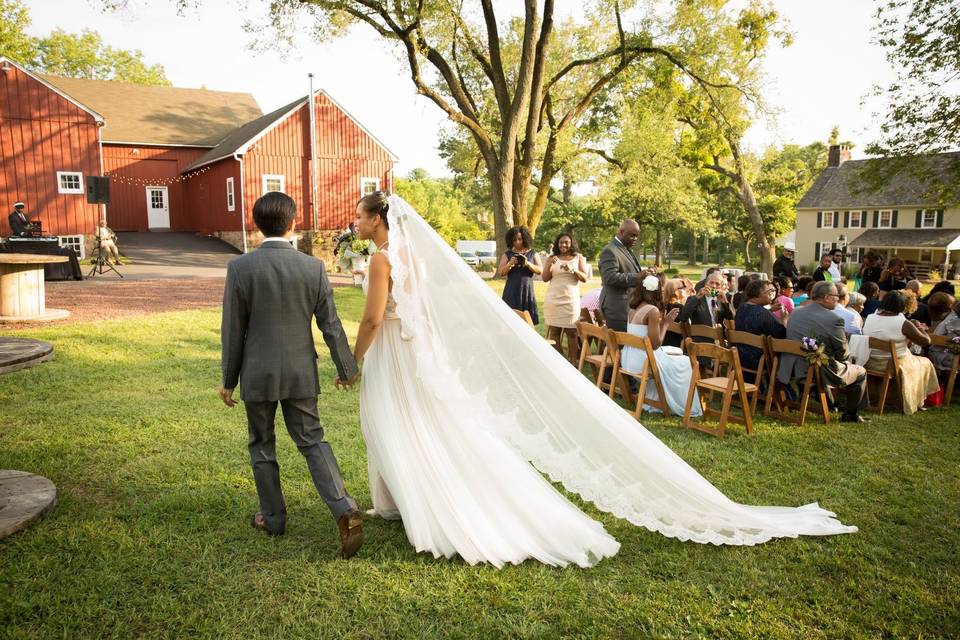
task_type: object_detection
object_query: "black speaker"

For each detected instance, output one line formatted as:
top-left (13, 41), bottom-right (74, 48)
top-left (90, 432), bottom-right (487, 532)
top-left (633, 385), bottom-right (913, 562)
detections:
top-left (86, 176), bottom-right (110, 204)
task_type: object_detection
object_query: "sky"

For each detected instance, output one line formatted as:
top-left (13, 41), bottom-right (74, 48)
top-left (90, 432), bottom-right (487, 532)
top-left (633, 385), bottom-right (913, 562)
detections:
top-left (22, 0), bottom-right (896, 177)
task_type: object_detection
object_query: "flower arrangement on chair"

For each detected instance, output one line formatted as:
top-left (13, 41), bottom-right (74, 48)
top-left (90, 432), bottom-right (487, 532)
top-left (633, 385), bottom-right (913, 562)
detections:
top-left (801, 336), bottom-right (829, 368)
top-left (945, 336), bottom-right (960, 356)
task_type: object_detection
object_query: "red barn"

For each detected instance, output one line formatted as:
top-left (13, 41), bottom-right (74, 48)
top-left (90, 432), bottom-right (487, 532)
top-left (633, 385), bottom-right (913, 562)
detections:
top-left (0, 56), bottom-right (397, 257)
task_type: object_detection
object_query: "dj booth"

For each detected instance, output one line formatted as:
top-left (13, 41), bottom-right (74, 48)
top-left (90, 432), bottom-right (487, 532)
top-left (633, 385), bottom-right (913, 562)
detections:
top-left (1, 235), bottom-right (84, 281)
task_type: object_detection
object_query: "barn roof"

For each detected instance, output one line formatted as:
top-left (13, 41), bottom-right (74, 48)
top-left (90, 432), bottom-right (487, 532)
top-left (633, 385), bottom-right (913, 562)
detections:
top-left (39, 74), bottom-right (263, 146)
top-left (797, 151), bottom-right (960, 209)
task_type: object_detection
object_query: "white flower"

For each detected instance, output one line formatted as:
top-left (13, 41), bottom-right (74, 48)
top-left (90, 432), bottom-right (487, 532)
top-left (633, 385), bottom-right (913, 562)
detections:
top-left (642, 274), bottom-right (659, 291)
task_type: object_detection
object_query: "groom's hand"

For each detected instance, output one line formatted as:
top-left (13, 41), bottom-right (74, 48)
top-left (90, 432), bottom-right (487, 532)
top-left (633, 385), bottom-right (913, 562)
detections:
top-left (334, 373), bottom-right (359, 390)
top-left (219, 386), bottom-right (237, 407)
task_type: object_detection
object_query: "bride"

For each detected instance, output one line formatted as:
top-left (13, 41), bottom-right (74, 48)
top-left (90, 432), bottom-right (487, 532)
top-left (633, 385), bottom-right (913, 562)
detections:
top-left (346, 192), bottom-right (855, 568)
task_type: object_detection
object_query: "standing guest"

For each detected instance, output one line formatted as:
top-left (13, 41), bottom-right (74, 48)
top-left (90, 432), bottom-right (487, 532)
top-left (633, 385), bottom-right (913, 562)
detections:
top-left (921, 281), bottom-right (955, 305)
top-left (793, 276), bottom-right (814, 305)
top-left (878, 258), bottom-right (912, 295)
top-left (598, 219), bottom-right (643, 332)
top-left (847, 291), bottom-right (867, 317)
top-left (779, 282), bottom-right (868, 423)
top-left (497, 226), bottom-right (543, 324)
top-left (96, 218), bottom-right (123, 265)
top-left (773, 276), bottom-right (795, 321)
top-left (858, 252), bottom-right (884, 285)
top-left (926, 292), bottom-right (956, 331)
top-left (859, 281), bottom-right (881, 318)
top-left (862, 291), bottom-right (939, 415)
top-left (7, 202), bottom-right (29, 237)
top-left (620, 273), bottom-right (698, 416)
top-left (812, 254), bottom-right (835, 282)
top-left (773, 242), bottom-right (799, 283)
top-left (542, 232), bottom-right (588, 362)
top-left (831, 283), bottom-right (863, 335)
top-left (677, 270), bottom-right (733, 332)
top-left (734, 279), bottom-right (787, 379)
top-left (829, 248), bottom-right (845, 282)
top-left (930, 299), bottom-right (960, 370)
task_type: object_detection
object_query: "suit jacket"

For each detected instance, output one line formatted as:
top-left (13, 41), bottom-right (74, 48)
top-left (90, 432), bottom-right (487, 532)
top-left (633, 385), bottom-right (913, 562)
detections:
top-left (773, 255), bottom-right (799, 282)
top-left (598, 238), bottom-right (641, 331)
top-left (221, 242), bottom-right (358, 402)
top-left (677, 294), bottom-right (733, 329)
top-left (778, 301), bottom-right (859, 387)
top-left (8, 211), bottom-right (28, 236)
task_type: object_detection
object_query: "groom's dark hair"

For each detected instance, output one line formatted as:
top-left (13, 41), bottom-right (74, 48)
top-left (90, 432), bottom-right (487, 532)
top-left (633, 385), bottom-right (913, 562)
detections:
top-left (253, 192), bottom-right (297, 236)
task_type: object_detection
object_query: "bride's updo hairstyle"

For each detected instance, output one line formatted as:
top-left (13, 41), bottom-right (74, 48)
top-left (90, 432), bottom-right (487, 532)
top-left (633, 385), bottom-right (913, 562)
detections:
top-left (358, 190), bottom-right (390, 230)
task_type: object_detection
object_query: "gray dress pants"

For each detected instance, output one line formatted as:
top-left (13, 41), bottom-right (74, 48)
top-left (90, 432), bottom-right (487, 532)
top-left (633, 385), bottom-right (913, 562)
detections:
top-left (244, 397), bottom-right (357, 534)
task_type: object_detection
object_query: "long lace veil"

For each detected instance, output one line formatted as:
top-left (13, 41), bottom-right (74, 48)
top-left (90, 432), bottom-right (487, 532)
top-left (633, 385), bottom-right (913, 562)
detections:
top-left (385, 195), bottom-right (856, 545)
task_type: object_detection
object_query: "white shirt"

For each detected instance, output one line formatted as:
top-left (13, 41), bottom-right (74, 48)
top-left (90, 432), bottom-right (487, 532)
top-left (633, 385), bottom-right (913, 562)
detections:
top-left (261, 236), bottom-right (294, 245)
top-left (828, 261), bottom-right (842, 282)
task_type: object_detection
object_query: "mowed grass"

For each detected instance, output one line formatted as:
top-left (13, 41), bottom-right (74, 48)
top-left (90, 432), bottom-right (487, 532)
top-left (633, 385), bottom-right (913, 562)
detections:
top-left (1, 285), bottom-right (959, 639)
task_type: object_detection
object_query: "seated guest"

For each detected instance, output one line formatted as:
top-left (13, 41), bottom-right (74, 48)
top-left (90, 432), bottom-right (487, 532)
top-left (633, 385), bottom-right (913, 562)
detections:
top-left (734, 279), bottom-right (787, 379)
top-left (812, 253), bottom-right (835, 282)
top-left (793, 276), bottom-right (813, 305)
top-left (694, 267), bottom-right (720, 291)
top-left (773, 276), bottom-right (795, 321)
top-left (862, 291), bottom-right (939, 415)
top-left (902, 289), bottom-right (930, 329)
top-left (780, 281), bottom-right (868, 423)
top-left (921, 281), bottom-right (956, 305)
top-left (580, 287), bottom-right (601, 316)
top-left (929, 298), bottom-right (960, 370)
top-left (847, 292), bottom-right (867, 317)
top-left (800, 280), bottom-right (816, 307)
top-left (731, 273), bottom-right (753, 311)
top-left (859, 281), bottom-right (881, 318)
top-left (831, 284), bottom-right (863, 335)
top-left (677, 270), bottom-right (732, 332)
top-left (621, 273), bottom-right (700, 416)
top-left (878, 258), bottom-right (912, 295)
top-left (663, 278), bottom-right (689, 313)
top-left (927, 292), bottom-right (956, 332)
top-left (96, 218), bottom-right (123, 265)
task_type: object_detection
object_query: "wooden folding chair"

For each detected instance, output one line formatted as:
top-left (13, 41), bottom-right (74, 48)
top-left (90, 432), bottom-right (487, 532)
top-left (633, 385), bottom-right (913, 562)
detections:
top-left (593, 308), bottom-right (607, 327)
top-left (579, 308), bottom-right (595, 324)
top-left (514, 309), bottom-right (555, 346)
top-left (722, 319), bottom-right (736, 334)
top-left (682, 339), bottom-right (757, 437)
top-left (576, 321), bottom-right (614, 391)
top-left (725, 329), bottom-right (771, 417)
top-left (607, 330), bottom-right (671, 418)
top-left (687, 323), bottom-right (727, 346)
top-left (765, 338), bottom-right (831, 425)
top-left (929, 335), bottom-right (960, 406)
top-left (864, 337), bottom-right (904, 414)
top-left (665, 321), bottom-right (687, 348)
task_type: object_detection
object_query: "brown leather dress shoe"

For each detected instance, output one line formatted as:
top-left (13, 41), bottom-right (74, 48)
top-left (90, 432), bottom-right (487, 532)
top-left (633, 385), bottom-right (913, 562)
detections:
top-left (251, 512), bottom-right (283, 536)
top-left (337, 508), bottom-right (364, 558)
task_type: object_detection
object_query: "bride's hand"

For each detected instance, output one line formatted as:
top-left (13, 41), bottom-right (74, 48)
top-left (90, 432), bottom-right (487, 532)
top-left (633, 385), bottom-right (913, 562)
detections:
top-left (335, 372), bottom-right (360, 390)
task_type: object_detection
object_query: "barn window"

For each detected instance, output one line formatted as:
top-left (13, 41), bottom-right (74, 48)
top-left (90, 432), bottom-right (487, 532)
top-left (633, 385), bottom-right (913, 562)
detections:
top-left (58, 235), bottom-right (85, 259)
top-left (226, 177), bottom-right (235, 212)
top-left (360, 177), bottom-right (380, 197)
top-left (262, 174), bottom-right (285, 195)
top-left (57, 171), bottom-right (84, 194)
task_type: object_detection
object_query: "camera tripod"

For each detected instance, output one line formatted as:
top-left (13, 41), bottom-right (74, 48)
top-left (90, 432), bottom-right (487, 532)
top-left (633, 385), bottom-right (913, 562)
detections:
top-left (87, 242), bottom-right (123, 278)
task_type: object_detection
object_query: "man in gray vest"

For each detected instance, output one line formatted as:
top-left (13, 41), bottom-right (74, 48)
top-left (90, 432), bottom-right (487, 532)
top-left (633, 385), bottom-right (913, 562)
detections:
top-left (598, 219), bottom-right (643, 332)
top-left (219, 192), bottom-right (363, 557)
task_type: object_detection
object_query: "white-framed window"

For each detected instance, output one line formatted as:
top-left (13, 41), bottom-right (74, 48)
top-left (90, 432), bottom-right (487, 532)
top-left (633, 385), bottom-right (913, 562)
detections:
top-left (57, 171), bottom-right (84, 194)
top-left (921, 210), bottom-right (937, 228)
top-left (262, 174), bottom-right (285, 195)
top-left (847, 247), bottom-right (863, 263)
top-left (849, 210), bottom-right (862, 228)
top-left (919, 249), bottom-right (933, 262)
top-left (821, 211), bottom-right (836, 228)
top-left (58, 234), bottom-right (85, 259)
top-left (878, 210), bottom-right (893, 228)
top-left (226, 177), bottom-right (235, 212)
top-left (360, 177), bottom-right (380, 197)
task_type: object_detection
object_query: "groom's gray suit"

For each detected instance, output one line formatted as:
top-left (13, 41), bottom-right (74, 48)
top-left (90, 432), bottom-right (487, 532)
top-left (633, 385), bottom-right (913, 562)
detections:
top-left (221, 240), bottom-right (359, 534)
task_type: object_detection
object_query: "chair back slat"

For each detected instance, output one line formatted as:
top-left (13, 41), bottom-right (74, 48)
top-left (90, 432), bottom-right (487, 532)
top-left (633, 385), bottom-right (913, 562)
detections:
top-left (687, 323), bottom-right (726, 344)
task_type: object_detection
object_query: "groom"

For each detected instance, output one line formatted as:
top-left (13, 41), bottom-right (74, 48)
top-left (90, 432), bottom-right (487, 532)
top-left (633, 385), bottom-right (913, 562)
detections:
top-left (219, 192), bottom-right (364, 558)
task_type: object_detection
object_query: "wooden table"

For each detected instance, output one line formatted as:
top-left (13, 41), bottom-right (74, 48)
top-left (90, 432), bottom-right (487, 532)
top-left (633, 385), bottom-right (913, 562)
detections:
top-left (0, 253), bottom-right (70, 322)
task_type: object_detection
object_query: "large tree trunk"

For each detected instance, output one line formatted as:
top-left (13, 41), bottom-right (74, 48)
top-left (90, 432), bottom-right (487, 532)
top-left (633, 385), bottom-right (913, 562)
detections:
top-left (741, 236), bottom-right (752, 267)
top-left (729, 144), bottom-right (775, 275)
top-left (485, 154), bottom-right (514, 257)
top-left (655, 228), bottom-right (664, 266)
top-left (687, 234), bottom-right (698, 266)
top-left (703, 235), bottom-right (710, 265)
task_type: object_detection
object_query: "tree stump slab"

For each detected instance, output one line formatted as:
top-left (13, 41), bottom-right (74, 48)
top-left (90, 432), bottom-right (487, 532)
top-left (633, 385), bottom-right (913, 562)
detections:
top-left (0, 337), bottom-right (54, 374)
top-left (0, 470), bottom-right (57, 539)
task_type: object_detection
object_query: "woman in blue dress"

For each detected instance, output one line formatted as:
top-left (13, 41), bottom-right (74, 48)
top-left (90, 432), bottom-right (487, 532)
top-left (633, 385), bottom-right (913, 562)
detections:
top-left (620, 272), bottom-right (701, 416)
top-left (497, 226), bottom-right (543, 324)
top-left (733, 279), bottom-right (788, 382)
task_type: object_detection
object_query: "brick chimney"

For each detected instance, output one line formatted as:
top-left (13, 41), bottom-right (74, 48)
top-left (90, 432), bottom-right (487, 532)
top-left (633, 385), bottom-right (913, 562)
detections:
top-left (828, 144), bottom-right (851, 167)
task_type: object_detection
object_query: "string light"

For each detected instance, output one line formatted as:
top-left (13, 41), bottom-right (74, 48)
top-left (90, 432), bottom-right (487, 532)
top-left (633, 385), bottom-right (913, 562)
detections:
top-left (104, 165), bottom-right (213, 186)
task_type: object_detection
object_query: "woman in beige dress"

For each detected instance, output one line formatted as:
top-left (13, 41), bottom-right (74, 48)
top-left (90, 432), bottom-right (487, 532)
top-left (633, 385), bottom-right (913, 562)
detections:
top-left (542, 232), bottom-right (588, 362)
top-left (861, 291), bottom-right (939, 414)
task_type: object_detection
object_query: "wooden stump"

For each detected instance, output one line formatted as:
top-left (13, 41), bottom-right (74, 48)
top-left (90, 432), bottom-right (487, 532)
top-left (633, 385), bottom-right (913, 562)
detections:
top-left (0, 337), bottom-right (54, 374)
top-left (0, 470), bottom-right (57, 539)
top-left (0, 253), bottom-right (70, 322)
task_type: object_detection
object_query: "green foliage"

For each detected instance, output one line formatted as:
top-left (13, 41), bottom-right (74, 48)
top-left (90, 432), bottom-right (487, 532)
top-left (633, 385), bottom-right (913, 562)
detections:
top-left (1, 294), bottom-right (959, 638)
top-left (0, 0), bottom-right (35, 63)
top-left (394, 169), bottom-right (488, 247)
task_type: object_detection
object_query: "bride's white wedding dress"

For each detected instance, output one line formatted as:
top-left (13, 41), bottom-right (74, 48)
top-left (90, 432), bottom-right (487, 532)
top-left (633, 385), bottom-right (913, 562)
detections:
top-left (358, 196), bottom-right (856, 568)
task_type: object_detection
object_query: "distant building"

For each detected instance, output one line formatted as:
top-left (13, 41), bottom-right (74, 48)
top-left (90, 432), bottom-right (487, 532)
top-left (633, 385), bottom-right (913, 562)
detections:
top-left (0, 56), bottom-right (396, 256)
top-left (794, 144), bottom-right (959, 278)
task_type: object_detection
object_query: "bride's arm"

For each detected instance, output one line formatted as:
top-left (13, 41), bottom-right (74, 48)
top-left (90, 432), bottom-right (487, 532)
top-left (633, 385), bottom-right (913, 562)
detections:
top-left (354, 252), bottom-right (391, 363)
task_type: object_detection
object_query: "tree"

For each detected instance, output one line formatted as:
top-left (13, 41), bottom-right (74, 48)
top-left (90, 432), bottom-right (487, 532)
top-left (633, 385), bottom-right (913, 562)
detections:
top-left (248, 1), bottom-right (747, 255)
top-left (860, 0), bottom-right (960, 202)
top-left (0, 0), bottom-right (36, 63)
top-left (393, 168), bottom-right (486, 246)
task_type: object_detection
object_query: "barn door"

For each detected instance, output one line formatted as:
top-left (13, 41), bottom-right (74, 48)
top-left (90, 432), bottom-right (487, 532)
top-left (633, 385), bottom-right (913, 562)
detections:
top-left (145, 186), bottom-right (170, 229)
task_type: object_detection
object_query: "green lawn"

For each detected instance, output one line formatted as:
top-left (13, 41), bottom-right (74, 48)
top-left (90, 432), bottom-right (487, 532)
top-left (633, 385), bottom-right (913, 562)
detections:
top-left (1, 286), bottom-right (959, 639)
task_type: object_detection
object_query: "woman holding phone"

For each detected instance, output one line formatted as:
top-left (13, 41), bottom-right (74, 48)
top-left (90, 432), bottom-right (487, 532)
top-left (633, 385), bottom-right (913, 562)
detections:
top-left (497, 226), bottom-right (542, 324)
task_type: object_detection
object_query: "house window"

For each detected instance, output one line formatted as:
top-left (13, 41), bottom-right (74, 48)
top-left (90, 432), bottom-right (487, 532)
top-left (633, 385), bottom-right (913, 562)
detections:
top-left (226, 177), bottom-right (235, 212)
top-left (921, 210), bottom-right (937, 228)
top-left (878, 210), bottom-right (893, 228)
top-left (847, 247), bottom-right (862, 263)
top-left (822, 211), bottom-right (836, 228)
top-left (360, 177), bottom-right (380, 197)
top-left (849, 211), bottom-right (862, 228)
top-left (57, 171), bottom-right (84, 194)
top-left (919, 249), bottom-right (933, 262)
top-left (262, 174), bottom-right (285, 195)
top-left (58, 235), bottom-right (84, 259)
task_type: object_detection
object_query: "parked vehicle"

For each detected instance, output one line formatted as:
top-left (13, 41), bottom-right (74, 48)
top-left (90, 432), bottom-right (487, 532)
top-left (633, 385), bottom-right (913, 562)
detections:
top-left (458, 250), bottom-right (480, 266)
top-left (475, 250), bottom-right (497, 265)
